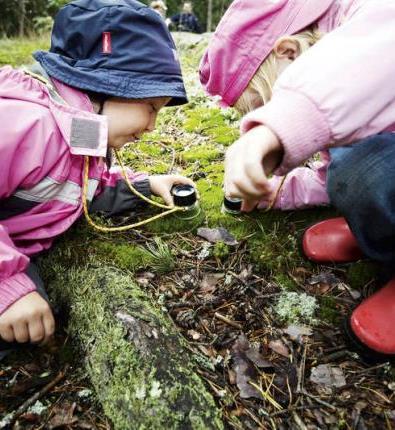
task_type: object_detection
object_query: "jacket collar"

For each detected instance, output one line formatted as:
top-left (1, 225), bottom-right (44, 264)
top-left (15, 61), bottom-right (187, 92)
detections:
top-left (25, 64), bottom-right (109, 158)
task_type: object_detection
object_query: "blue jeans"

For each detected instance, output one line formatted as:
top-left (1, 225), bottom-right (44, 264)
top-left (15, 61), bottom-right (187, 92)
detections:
top-left (327, 133), bottom-right (395, 267)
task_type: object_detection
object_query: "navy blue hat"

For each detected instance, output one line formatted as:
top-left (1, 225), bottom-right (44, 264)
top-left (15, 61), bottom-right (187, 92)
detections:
top-left (34, 0), bottom-right (187, 106)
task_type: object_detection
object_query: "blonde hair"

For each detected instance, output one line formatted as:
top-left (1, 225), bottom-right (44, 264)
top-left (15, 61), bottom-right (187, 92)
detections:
top-left (234, 26), bottom-right (322, 114)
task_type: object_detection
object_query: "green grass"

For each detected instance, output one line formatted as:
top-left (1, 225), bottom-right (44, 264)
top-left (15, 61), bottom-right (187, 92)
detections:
top-left (0, 35), bottom-right (49, 67)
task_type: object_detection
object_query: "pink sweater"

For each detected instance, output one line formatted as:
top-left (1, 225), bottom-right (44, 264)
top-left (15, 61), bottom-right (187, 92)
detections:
top-left (242, 0), bottom-right (395, 209)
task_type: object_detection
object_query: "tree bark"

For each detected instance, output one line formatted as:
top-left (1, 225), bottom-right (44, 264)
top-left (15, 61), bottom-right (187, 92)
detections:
top-left (207, 0), bottom-right (213, 32)
top-left (19, 0), bottom-right (26, 37)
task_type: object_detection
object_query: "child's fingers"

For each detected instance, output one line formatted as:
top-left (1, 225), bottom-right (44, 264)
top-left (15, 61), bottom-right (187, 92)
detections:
top-left (28, 316), bottom-right (45, 344)
top-left (241, 198), bottom-right (258, 212)
top-left (226, 171), bottom-right (269, 200)
top-left (41, 310), bottom-right (56, 345)
top-left (159, 185), bottom-right (174, 206)
top-left (0, 324), bottom-right (15, 343)
top-left (13, 321), bottom-right (29, 343)
top-left (171, 175), bottom-right (195, 186)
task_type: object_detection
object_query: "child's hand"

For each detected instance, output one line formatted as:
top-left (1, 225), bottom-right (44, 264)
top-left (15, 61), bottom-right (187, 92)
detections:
top-left (224, 125), bottom-right (283, 212)
top-left (149, 175), bottom-right (195, 206)
top-left (0, 292), bottom-right (55, 345)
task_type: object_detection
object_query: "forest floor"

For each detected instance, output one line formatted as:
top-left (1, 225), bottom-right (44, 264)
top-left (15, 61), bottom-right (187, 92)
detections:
top-left (0, 33), bottom-right (394, 430)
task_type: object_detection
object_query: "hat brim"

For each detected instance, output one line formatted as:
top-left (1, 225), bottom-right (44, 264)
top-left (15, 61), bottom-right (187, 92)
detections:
top-left (34, 51), bottom-right (188, 107)
top-left (287, 0), bottom-right (335, 35)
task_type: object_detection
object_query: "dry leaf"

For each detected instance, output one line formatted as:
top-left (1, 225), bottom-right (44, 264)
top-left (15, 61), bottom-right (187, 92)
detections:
top-left (268, 339), bottom-right (290, 357)
top-left (310, 364), bottom-right (346, 388)
top-left (284, 325), bottom-right (313, 342)
top-left (197, 227), bottom-right (238, 246)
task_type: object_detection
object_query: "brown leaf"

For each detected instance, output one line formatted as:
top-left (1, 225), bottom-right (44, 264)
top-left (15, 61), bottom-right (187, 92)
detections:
top-left (284, 325), bottom-right (313, 343)
top-left (268, 339), bottom-right (290, 357)
top-left (197, 227), bottom-right (238, 246)
top-left (232, 357), bottom-right (262, 399)
top-left (308, 271), bottom-right (341, 287)
top-left (228, 368), bottom-right (237, 385)
top-left (48, 402), bottom-right (77, 429)
top-left (310, 364), bottom-right (346, 388)
top-left (199, 273), bottom-right (223, 294)
top-left (245, 348), bottom-right (272, 368)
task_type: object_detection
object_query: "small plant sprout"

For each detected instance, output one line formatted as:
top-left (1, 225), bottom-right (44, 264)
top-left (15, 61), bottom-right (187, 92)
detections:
top-left (141, 237), bottom-right (175, 274)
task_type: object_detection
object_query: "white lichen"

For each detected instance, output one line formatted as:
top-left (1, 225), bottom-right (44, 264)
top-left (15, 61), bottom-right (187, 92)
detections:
top-left (27, 400), bottom-right (47, 415)
top-left (135, 384), bottom-right (146, 400)
top-left (274, 292), bottom-right (318, 324)
top-left (149, 380), bottom-right (162, 398)
top-left (77, 388), bottom-right (93, 399)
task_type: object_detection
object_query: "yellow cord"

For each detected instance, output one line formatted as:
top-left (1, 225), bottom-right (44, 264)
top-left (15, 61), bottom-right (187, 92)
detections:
top-left (113, 149), bottom-right (175, 210)
top-left (82, 155), bottom-right (185, 232)
top-left (265, 174), bottom-right (287, 212)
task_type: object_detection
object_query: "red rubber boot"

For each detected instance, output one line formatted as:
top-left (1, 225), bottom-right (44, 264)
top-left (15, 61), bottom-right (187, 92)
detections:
top-left (347, 278), bottom-right (395, 358)
top-left (303, 217), bottom-right (364, 263)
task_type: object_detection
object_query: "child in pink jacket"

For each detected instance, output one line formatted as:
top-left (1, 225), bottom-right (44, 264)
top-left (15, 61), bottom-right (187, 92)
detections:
top-left (0, 0), bottom-right (194, 353)
top-left (200, 0), bottom-right (395, 359)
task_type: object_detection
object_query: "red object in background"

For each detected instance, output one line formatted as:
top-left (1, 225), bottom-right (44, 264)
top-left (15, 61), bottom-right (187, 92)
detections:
top-left (102, 32), bottom-right (112, 54)
top-left (302, 217), bottom-right (364, 263)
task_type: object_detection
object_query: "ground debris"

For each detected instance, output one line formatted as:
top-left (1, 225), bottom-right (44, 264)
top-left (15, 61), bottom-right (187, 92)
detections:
top-left (0, 335), bottom-right (110, 430)
top-left (310, 364), bottom-right (347, 388)
top-left (197, 227), bottom-right (238, 246)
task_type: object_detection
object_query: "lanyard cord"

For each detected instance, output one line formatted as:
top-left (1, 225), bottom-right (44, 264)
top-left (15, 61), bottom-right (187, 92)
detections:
top-left (82, 154), bottom-right (185, 233)
top-left (113, 149), bottom-right (177, 210)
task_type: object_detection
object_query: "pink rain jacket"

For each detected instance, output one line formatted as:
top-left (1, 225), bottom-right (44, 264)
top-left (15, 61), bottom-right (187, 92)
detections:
top-left (0, 67), bottom-right (149, 315)
top-left (241, 0), bottom-right (395, 209)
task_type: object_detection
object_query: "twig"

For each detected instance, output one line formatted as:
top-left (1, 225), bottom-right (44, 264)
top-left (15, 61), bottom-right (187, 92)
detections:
top-left (296, 342), bottom-right (307, 394)
top-left (214, 312), bottom-right (243, 330)
top-left (300, 390), bottom-right (337, 411)
top-left (269, 404), bottom-right (323, 418)
top-left (351, 362), bottom-right (389, 376)
top-left (292, 411), bottom-right (308, 430)
top-left (321, 349), bottom-right (350, 363)
top-left (0, 366), bottom-right (68, 429)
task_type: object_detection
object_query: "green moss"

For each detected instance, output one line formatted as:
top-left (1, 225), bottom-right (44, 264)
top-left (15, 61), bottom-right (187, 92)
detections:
top-left (346, 261), bottom-right (378, 290)
top-left (274, 273), bottom-right (298, 292)
top-left (182, 145), bottom-right (221, 164)
top-left (319, 296), bottom-right (341, 325)
top-left (93, 241), bottom-right (154, 272)
top-left (39, 257), bottom-right (223, 430)
top-left (183, 107), bottom-right (239, 146)
top-left (212, 242), bottom-right (230, 259)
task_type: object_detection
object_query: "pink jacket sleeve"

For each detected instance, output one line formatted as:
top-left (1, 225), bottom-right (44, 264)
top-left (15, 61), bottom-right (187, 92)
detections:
top-left (0, 102), bottom-right (61, 314)
top-left (0, 225), bottom-right (36, 314)
top-left (242, 0), bottom-right (395, 175)
top-left (258, 157), bottom-right (329, 210)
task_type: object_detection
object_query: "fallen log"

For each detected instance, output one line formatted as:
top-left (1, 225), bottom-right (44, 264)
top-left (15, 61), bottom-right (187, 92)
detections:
top-left (38, 245), bottom-right (223, 430)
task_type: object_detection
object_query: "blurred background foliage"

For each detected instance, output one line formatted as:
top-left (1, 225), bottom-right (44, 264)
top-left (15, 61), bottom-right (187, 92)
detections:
top-left (0, 0), bottom-right (232, 37)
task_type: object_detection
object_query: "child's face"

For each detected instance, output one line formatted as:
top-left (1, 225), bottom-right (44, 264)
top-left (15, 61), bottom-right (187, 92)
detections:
top-left (103, 97), bottom-right (171, 149)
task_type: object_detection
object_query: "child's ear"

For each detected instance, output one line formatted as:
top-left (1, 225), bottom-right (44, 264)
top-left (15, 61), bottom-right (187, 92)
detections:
top-left (273, 37), bottom-right (301, 61)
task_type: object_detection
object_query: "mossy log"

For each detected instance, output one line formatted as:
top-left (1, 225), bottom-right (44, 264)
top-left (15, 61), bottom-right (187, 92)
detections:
top-left (38, 246), bottom-right (223, 430)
